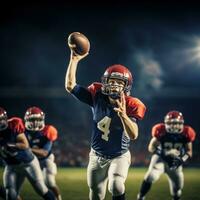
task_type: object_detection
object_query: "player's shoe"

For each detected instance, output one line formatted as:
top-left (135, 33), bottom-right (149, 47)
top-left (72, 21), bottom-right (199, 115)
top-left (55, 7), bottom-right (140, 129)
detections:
top-left (137, 194), bottom-right (145, 200)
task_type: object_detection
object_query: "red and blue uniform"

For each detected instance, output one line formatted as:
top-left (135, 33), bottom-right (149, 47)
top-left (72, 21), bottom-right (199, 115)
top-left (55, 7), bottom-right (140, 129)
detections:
top-left (152, 123), bottom-right (196, 155)
top-left (71, 82), bottom-right (146, 158)
top-left (0, 117), bottom-right (34, 165)
top-left (25, 125), bottom-right (58, 160)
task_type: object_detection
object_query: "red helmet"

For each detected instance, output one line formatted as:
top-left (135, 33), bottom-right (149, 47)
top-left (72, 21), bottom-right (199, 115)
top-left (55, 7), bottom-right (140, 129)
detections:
top-left (0, 107), bottom-right (8, 131)
top-left (101, 64), bottom-right (133, 99)
top-left (24, 106), bottom-right (45, 131)
top-left (164, 110), bottom-right (184, 133)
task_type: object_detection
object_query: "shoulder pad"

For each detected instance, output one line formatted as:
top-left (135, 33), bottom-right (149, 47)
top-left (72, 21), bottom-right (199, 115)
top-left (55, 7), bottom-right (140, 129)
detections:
top-left (183, 126), bottom-right (196, 142)
top-left (87, 82), bottom-right (102, 97)
top-left (125, 96), bottom-right (146, 120)
top-left (42, 125), bottom-right (58, 141)
top-left (8, 117), bottom-right (25, 134)
top-left (152, 123), bottom-right (166, 139)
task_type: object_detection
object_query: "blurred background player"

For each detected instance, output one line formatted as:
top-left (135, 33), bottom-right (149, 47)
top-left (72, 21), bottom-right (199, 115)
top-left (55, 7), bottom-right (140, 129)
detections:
top-left (0, 107), bottom-right (56, 200)
top-left (24, 106), bottom-right (62, 200)
top-left (137, 110), bottom-right (196, 200)
top-left (65, 47), bottom-right (146, 200)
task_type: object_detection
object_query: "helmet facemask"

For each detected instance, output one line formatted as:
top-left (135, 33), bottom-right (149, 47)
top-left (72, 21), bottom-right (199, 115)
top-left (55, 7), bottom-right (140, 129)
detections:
top-left (102, 74), bottom-right (131, 99)
top-left (164, 112), bottom-right (184, 134)
top-left (165, 121), bottom-right (184, 133)
top-left (25, 114), bottom-right (45, 131)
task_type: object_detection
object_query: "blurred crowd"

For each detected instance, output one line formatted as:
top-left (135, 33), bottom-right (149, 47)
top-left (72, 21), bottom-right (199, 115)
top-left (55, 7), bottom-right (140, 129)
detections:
top-left (1, 97), bottom-right (200, 168)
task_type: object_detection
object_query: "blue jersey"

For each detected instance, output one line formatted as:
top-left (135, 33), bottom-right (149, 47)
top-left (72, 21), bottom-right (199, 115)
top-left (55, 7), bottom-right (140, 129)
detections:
top-left (71, 82), bottom-right (146, 158)
top-left (25, 125), bottom-right (58, 160)
top-left (152, 123), bottom-right (196, 156)
top-left (0, 117), bottom-right (34, 165)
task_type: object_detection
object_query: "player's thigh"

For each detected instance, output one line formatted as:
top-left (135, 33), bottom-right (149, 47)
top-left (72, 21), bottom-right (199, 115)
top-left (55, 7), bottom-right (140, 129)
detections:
top-left (87, 151), bottom-right (110, 188)
top-left (108, 151), bottom-right (131, 180)
top-left (44, 154), bottom-right (57, 176)
top-left (107, 151), bottom-right (131, 195)
top-left (25, 156), bottom-right (44, 182)
top-left (15, 171), bottom-right (26, 194)
top-left (144, 154), bottom-right (164, 183)
top-left (3, 165), bottom-right (18, 188)
top-left (25, 157), bottom-right (48, 195)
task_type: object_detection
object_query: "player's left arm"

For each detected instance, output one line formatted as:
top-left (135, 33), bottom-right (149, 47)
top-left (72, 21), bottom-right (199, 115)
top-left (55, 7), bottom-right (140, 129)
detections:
top-left (7, 133), bottom-right (29, 150)
top-left (168, 142), bottom-right (192, 170)
top-left (179, 126), bottom-right (196, 162)
top-left (31, 141), bottom-right (52, 158)
top-left (183, 142), bottom-right (193, 160)
top-left (7, 117), bottom-right (29, 150)
top-left (169, 130), bottom-right (195, 170)
top-left (114, 93), bottom-right (138, 140)
top-left (31, 125), bottom-right (57, 158)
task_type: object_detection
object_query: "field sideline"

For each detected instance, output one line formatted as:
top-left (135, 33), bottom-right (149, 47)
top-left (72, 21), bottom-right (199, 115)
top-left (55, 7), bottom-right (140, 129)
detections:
top-left (0, 167), bottom-right (200, 200)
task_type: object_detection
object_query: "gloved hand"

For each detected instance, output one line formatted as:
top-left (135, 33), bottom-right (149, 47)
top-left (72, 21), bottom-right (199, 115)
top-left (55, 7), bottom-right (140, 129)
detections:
top-left (2, 143), bottom-right (18, 157)
top-left (168, 156), bottom-right (183, 170)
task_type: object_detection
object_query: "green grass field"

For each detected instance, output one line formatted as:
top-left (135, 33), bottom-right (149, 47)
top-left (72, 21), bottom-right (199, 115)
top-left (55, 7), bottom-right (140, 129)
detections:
top-left (0, 167), bottom-right (200, 200)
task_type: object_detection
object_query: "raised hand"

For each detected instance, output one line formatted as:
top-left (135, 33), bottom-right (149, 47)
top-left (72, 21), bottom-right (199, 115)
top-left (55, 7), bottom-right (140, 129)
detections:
top-left (70, 49), bottom-right (89, 62)
top-left (113, 92), bottom-right (127, 118)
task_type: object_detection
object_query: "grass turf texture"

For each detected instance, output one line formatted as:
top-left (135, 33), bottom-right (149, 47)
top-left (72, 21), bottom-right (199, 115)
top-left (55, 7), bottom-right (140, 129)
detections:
top-left (0, 168), bottom-right (199, 200)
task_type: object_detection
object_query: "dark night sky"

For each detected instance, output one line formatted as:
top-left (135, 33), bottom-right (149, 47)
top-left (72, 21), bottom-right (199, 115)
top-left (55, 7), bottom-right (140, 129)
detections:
top-left (1, 2), bottom-right (200, 89)
top-left (0, 2), bottom-right (200, 156)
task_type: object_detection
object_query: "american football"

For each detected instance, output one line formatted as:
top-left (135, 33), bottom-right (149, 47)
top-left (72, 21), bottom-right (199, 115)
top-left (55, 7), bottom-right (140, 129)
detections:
top-left (68, 32), bottom-right (90, 55)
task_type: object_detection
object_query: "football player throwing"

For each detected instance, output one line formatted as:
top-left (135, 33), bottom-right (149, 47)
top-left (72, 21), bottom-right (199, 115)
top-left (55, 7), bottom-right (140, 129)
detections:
top-left (0, 107), bottom-right (56, 200)
top-left (137, 111), bottom-right (196, 200)
top-left (65, 49), bottom-right (146, 200)
top-left (24, 106), bottom-right (62, 200)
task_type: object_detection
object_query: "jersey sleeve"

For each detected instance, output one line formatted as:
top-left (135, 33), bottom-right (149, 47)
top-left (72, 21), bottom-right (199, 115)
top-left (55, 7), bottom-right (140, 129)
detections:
top-left (185, 126), bottom-right (196, 142)
top-left (8, 117), bottom-right (25, 134)
top-left (42, 141), bottom-right (53, 152)
top-left (71, 82), bottom-right (102, 106)
top-left (126, 96), bottom-right (146, 120)
top-left (42, 125), bottom-right (58, 142)
top-left (152, 123), bottom-right (165, 140)
top-left (71, 84), bottom-right (93, 106)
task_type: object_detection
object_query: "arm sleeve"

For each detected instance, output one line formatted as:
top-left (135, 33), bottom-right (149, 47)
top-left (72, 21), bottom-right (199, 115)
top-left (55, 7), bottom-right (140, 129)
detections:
top-left (71, 84), bottom-right (93, 106)
top-left (43, 141), bottom-right (53, 153)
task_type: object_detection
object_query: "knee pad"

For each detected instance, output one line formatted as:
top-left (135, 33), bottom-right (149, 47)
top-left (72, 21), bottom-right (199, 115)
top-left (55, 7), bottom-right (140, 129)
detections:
top-left (108, 176), bottom-right (125, 196)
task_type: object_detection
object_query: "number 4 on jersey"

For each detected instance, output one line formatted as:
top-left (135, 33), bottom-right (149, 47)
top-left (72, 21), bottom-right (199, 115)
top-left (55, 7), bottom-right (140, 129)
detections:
top-left (97, 116), bottom-right (111, 141)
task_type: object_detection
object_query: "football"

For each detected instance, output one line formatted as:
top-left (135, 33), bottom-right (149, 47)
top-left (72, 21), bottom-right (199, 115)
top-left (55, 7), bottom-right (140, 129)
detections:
top-left (68, 32), bottom-right (90, 55)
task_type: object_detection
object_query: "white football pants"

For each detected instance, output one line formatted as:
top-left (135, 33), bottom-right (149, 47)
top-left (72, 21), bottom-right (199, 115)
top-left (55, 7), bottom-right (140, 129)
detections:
top-left (87, 149), bottom-right (131, 200)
